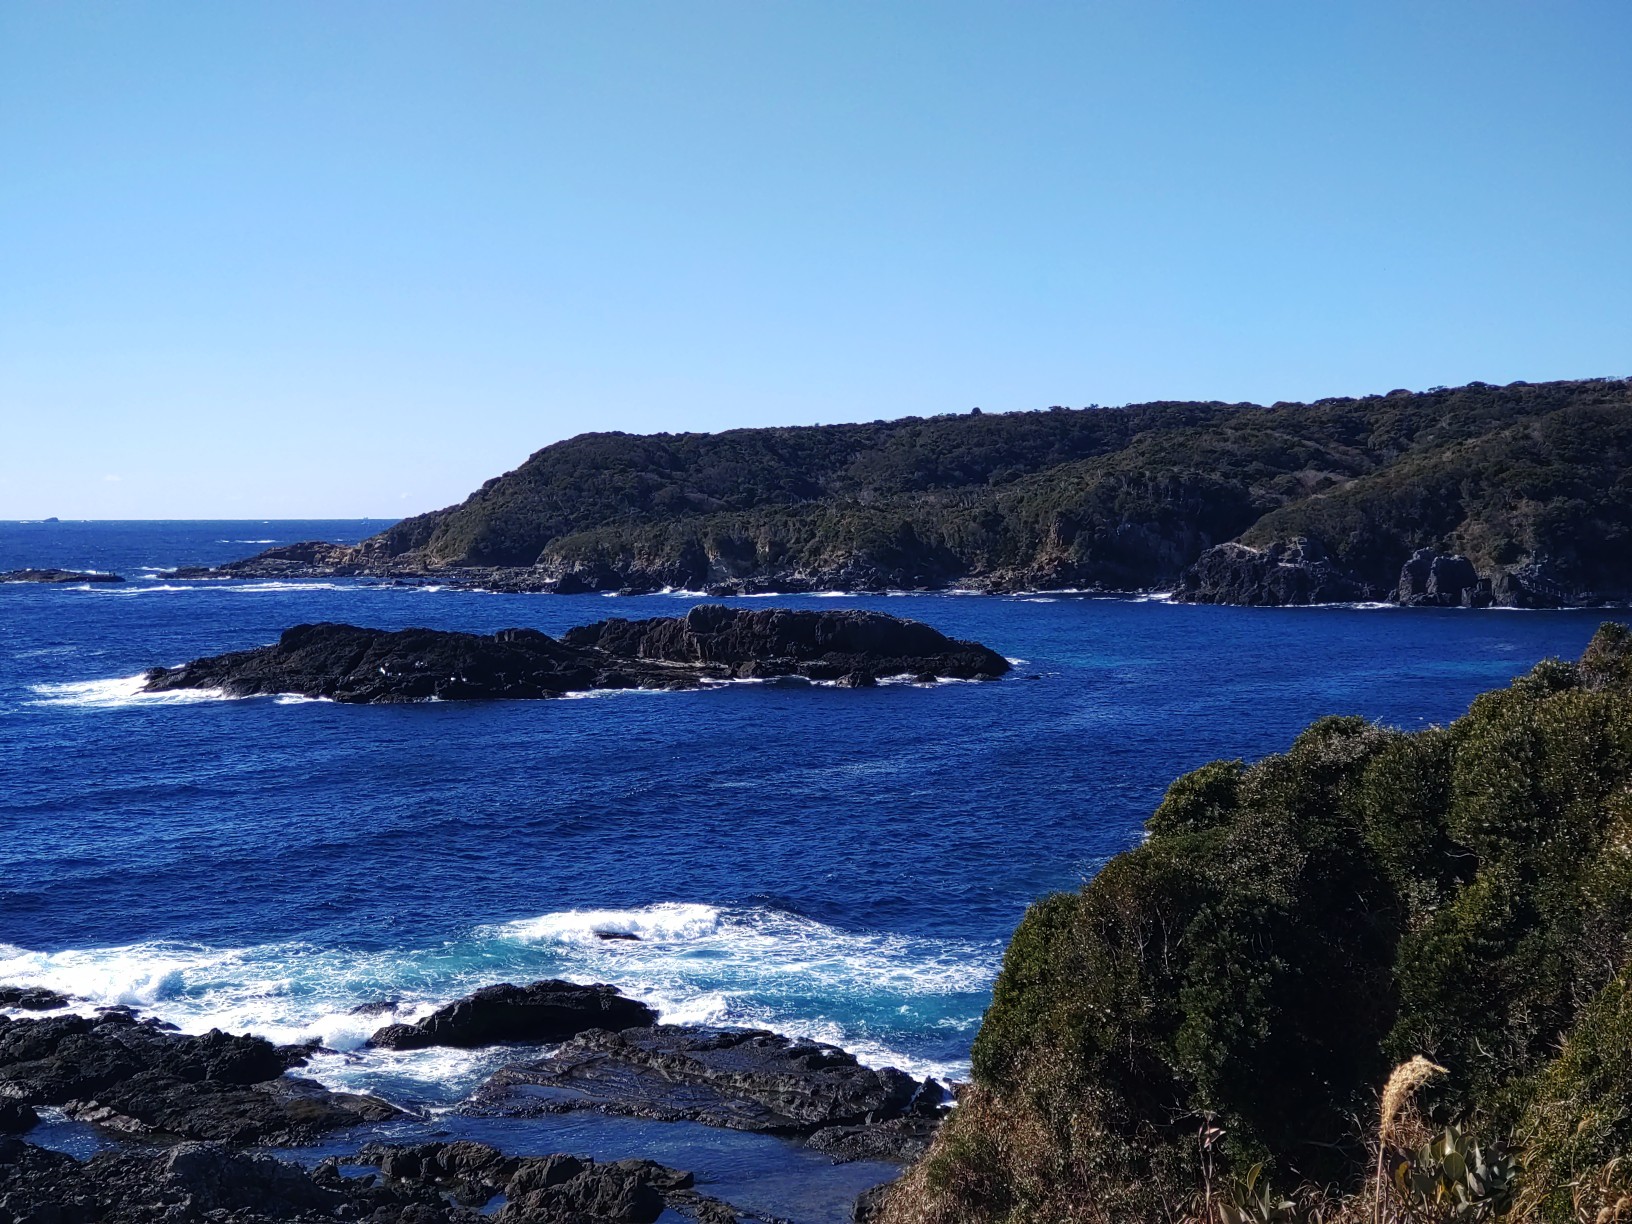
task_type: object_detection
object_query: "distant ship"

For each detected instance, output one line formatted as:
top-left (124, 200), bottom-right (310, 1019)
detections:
top-left (43, 517), bottom-right (59, 523)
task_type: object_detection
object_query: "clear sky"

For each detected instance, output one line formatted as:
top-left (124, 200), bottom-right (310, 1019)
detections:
top-left (2, 2), bottom-right (1629, 518)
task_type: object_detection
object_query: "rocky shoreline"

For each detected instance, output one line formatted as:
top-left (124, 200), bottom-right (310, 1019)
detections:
top-left (140, 606), bottom-right (1011, 703)
top-left (1, 977), bottom-right (931, 1222)
top-left (157, 536), bottom-right (1622, 608)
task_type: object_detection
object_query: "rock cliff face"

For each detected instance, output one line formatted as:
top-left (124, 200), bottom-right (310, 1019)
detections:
top-left (140, 608), bottom-right (1010, 703)
top-left (168, 378), bottom-right (1632, 606)
top-left (1170, 538), bottom-right (1373, 605)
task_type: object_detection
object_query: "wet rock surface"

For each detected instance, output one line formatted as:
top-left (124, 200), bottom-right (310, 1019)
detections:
top-left (0, 985), bottom-right (909, 1220)
top-left (0, 1010), bottom-right (397, 1146)
top-left (0, 986), bottom-right (71, 1011)
top-left (141, 608), bottom-right (1008, 703)
top-left (0, 1136), bottom-right (760, 1223)
top-left (467, 1025), bottom-right (943, 1157)
top-left (0, 568), bottom-right (123, 583)
top-left (367, 981), bottom-right (657, 1051)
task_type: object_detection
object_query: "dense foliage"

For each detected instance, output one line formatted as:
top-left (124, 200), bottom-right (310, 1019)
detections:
top-left (880, 623), bottom-right (1632, 1224)
top-left (355, 379), bottom-right (1631, 600)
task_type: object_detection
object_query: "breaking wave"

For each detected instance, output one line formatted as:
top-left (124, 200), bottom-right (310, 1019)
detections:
top-left (0, 902), bottom-right (996, 1097)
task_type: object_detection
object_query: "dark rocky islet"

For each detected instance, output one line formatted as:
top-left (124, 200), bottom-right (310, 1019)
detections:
top-left (0, 568), bottom-right (123, 584)
top-left (139, 606), bottom-right (1011, 703)
top-left (366, 980), bottom-right (659, 1050)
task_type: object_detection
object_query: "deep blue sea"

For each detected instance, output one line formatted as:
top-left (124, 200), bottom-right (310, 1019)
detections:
top-left (0, 520), bottom-right (1616, 1218)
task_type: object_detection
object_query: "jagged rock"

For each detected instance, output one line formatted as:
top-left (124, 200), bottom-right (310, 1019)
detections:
top-left (0, 1011), bottom-right (397, 1146)
top-left (358, 1142), bottom-right (738, 1224)
top-left (0, 1134), bottom-right (735, 1224)
top-left (853, 1181), bottom-right (896, 1222)
top-left (169, 541), bottom-right (360, 579)
top-left (0, 569), bottom-right (123, 583)
top-left (563, 605), bottom-right (1010, 682)
top-left (0, 986), bottom-right (70, 1010)
top-left (0, 1100), bottom-right (37, 1134)
top-left (141, 609), bottom-right (1008, 703)
top-left (807, 1114), bottom-right (942, 1163)
top-left (368, 980), bottom-right (656, 1051)
top-left (469, 1024), bottom-right (920, 1134)
top-left (1395, 549), bottom-right (1486, 606)
top-left (1172, 539), bottom-right (1372, 606)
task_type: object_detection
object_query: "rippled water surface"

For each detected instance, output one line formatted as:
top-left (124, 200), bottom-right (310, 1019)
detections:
top-left (0, 520), bottom-right (1613, 1102)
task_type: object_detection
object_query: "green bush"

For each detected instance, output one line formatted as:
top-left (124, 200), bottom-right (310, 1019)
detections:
top-left (889, 623), bottom-right (1632, 1224)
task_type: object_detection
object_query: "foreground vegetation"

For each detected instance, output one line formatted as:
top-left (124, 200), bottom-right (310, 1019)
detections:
top-left (350, 379), bottom-right (1631, 601)
top-left (878, 623), bottom-right (1632, 1224)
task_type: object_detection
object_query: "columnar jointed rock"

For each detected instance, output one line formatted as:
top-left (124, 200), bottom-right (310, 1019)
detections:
top-left (368, 980), bottom-right (658, 1050)
top-left (0, 1010), bottom-right (398, 1145)
top-left (140, 608), bottom-right (1010, 703)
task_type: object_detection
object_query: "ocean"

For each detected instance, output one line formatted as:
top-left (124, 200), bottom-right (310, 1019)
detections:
top-left (0, 519), bottom-right (1614, 1219)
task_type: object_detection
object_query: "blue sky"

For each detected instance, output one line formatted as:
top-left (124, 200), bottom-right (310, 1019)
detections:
top-left (2, 2), bottom-right (1628, 518)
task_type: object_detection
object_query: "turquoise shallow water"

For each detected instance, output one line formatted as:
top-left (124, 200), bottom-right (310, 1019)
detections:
top-left (0, 520), bottom-right (1615, 1217)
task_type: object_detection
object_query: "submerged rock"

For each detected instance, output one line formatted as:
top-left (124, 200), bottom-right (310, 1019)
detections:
top-left (0, 568), bottom-right (122, 583)
top-left (368, 980), bottom-right (657, 1050)
top-left (141, 607), bottom-right (1009, 703)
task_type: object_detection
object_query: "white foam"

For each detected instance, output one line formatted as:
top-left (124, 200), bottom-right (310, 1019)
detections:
top-left (26, 675), bottom-right (231, 709)
top-left (484, 902), bottom-right (724, 945)
top-left (0, 903), bottom-right (996, 1091)
top-left (228, 581), bottom-right (352, 593)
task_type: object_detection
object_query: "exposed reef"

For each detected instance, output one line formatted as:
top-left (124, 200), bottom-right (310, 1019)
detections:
top-left (139, 607), bottom-right (1010, 703)
top-left (0, 1009), bottom-right (397, 1146)
top-left (0, 568), bottom-right (122, 583)
top-left (0, 1136), bottom-right (754, 1224)
top-left (0, 978), bottom-right (927, 1220)
top-left (468, 1023), bottom-right (945, 1160)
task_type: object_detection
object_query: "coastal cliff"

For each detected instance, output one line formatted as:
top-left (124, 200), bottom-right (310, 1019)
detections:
top-left (179, 378), bottom-right (1632, 606)
top-left (872, 622), bottom-right (1632, 1223)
